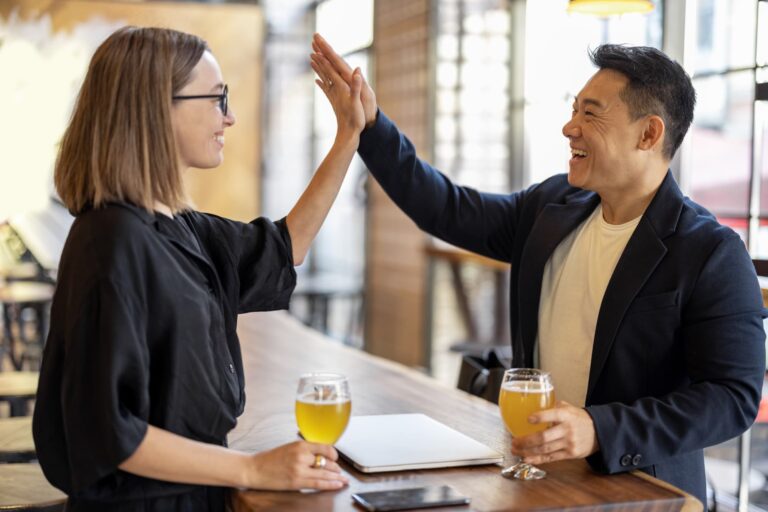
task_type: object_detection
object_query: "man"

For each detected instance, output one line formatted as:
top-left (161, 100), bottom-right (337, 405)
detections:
top-left (311, 35), bottom-right (766, 503)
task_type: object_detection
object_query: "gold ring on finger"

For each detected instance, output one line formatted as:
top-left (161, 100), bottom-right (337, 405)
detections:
top-left (313, 454), bottom-right (327, 469)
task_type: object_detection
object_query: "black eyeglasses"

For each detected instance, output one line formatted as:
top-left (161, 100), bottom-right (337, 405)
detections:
top-left (172, 84), bottom-right (228, 116)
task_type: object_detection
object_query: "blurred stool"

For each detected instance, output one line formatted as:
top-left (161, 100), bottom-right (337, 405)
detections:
top-left (0, 463), bottom-right (66, 511)
top-left (0, 262), bottom-right (41, 283)
top-left (0, 371), bottom-right (38, 417)
top-left (0, 282), bottom-right (54, 370)
top-left (290, 272), bottom-right (362, 344)
top-left (0, 416), bottom-right (35, 462)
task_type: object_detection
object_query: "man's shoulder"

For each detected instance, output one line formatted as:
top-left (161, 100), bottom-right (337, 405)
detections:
top-left (678, 196), bottom-right (738, 241)
top-left (668, 197), bottom-right (746, 262)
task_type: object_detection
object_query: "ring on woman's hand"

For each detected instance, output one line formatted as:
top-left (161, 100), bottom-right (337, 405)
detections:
top-left (313, 454), bottom-right (327, 469)
top-left (327, 80), bottom-right (334, 87)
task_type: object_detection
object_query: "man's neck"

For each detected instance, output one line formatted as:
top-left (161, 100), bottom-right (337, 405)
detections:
top-left (599, 168), bottom-right (667, 225)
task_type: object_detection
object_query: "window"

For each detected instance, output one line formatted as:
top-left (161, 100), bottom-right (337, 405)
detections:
top-left (434, 0), bottom-right (512, 192)
top-left (523, 0), bottom-right (663, 186)
top-left (682, 0), bottom-right (768, 251)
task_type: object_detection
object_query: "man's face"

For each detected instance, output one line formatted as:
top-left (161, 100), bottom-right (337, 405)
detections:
top-left (562, 69), bottom-right (647, 195)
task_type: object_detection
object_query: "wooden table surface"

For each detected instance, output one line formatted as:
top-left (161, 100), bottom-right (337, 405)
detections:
top-left (229, 312), bottom-right (701, 512)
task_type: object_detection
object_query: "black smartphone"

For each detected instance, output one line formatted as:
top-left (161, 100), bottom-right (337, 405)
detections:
top-left (351, 485), bottom-right (471, 512)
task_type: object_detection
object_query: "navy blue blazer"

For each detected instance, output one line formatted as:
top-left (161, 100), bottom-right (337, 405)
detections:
top-left (358, 110), bottom-right (766, 503)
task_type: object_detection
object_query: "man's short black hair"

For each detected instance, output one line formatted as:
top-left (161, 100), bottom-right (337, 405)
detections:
top-left (590, 44), bottom-right (696, 160)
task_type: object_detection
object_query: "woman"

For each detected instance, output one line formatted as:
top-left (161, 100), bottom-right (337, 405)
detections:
top-left (32, 26), bottom-right (364, 510)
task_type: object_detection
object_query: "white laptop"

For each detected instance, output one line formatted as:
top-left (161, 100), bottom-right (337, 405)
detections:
top-left (335, 413), bottom-right (504, 473)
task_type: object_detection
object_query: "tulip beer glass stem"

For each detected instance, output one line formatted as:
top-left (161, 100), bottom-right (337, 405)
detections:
top-left (498, 368), bottom-right (555, 480)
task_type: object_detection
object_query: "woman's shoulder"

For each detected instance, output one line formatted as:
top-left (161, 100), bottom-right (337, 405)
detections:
top-left (63, 202), bottom-right (160, 278)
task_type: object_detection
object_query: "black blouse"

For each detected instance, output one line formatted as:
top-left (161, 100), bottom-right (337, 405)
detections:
top-left (32, 202), bottom-right (296, 508)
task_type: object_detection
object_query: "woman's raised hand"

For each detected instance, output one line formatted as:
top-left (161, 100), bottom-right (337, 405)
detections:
top-left (313, 33), bottom-right (378, 128)
top-left (311, 51), bottom-right (366, 138)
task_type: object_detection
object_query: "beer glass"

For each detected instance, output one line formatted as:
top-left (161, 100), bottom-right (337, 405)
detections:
top-left (295, 373), bottom-right (351, 445)
top-left (498, 368), bottom-right (555, 480)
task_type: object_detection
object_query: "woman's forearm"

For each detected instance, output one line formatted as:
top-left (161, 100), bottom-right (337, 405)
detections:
top-left (118, 425), bottom-right (347, 491)
top-left (286, 131), bottom-right (359, 266)
top-left (118, 424), bottom-right (250, 488)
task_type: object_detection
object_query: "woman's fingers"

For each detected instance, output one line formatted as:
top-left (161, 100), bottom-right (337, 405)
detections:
top-left (310, 58), bottom-right (330, 86)
top-left (313, 33), bottom-right (354, 78)
top-left (302, 477), bottom-right (346, 490)
top-left (312, 53), bottom-right (347, 93)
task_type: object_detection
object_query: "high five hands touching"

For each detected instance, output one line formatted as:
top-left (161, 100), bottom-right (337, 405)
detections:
top-left (312, 34), bottom-right (378, 128)
top-left (310, 50), bottom-right (366, 138)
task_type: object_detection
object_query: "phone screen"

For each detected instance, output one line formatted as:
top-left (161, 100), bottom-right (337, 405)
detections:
top-left (351, 485), bottom-right (470, 512)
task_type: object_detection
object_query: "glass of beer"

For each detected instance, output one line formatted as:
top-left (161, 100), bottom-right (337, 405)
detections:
top-left (498, 368), bottom-right (555, 480)
top-left (295, 373), bottom-right (351, 445)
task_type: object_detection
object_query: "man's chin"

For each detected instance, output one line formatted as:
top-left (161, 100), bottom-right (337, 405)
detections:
top-left (567, 169), bottom-right (585, 188)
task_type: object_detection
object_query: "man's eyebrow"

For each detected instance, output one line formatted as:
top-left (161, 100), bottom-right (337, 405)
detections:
top-left (209, 82), bottom-right (224, 93)
top-left (574, 96), bottom-right (604, 109)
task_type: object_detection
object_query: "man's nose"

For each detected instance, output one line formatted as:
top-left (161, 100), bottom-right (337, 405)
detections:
top-left (562, 117), bottom-right (580, 139)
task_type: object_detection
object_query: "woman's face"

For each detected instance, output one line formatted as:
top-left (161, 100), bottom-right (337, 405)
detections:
top-left (171, 51), bottom-right (236, 170)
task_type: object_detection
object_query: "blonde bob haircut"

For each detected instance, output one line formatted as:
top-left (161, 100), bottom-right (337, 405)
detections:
top-left (55, 26), bottom-right (209, 215)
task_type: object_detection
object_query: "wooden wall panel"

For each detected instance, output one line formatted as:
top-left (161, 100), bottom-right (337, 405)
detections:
top-left (364, 0), bottom-right (433, 367)
top-left (2, 0), bottom-right (262, 222)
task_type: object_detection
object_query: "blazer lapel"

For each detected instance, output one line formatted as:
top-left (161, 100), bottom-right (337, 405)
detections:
top-left (517, 190), bottom-right (600, 366)
top-left (585, 171), bottom-right (684, 400)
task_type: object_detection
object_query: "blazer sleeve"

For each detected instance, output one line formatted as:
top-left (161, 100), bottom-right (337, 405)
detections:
top-left (358, 110), bottom-right (524, 263)
top-left (586, 233), bottom-right (766, 473)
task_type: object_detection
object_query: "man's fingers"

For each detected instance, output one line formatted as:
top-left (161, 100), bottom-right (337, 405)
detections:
top-left (351, 68), bottom-right (362, 97)
top-left (529, 407), bottom-right (567, 425)
top-left (523, 450), bottom-right (570, 466)
top-left (520, 438), bottom-right (568, 456)
top-left (512, 424), bottom-right (566, 450)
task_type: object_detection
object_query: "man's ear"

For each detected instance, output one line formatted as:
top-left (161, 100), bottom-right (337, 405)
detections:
top-left (638, 115), bottom-right (665, 153)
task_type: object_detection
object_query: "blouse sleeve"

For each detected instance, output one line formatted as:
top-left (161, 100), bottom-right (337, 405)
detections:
top-left (60, 277), bottom-right (149, 492)
top-left (185, 212), bottom-right (297, 313)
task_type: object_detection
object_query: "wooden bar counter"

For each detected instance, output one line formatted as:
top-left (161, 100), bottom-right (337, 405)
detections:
top-left (229, 312), bottom-right (701, 512)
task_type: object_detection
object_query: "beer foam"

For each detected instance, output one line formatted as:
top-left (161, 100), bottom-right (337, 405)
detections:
top-left (297, 393), bottom-right (351, 405)
top-left (501, 381), bottom-right (554, 393)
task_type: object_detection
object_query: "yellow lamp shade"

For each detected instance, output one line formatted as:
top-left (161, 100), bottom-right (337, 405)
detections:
top-left (568, 0), bottom-right (655, 16)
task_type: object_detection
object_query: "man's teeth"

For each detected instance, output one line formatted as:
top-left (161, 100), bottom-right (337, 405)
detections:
top-left (215, 136), bottom-right (224, 144)
top-left (571, 149), bottom-right (587, 157)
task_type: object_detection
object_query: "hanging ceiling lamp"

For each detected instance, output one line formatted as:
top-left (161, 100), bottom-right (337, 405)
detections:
top-left (567, 0), bottom-right (655, 16)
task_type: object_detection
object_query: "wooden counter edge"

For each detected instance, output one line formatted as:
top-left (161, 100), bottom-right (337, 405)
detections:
top-left (631, 469), bottom-right (703, 512)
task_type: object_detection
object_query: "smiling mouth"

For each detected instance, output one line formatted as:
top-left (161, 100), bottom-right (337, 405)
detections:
top-left (571, 148), bottom-right (588, 159)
